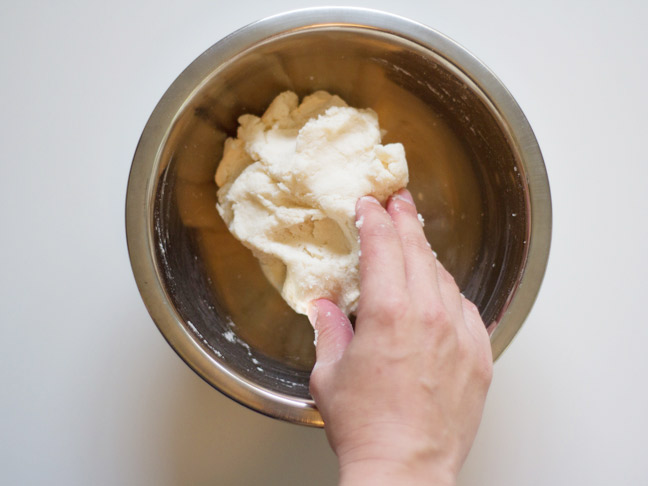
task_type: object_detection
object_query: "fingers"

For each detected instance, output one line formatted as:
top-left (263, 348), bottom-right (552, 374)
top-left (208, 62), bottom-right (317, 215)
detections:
top-left (386, 189), bottom-right (465, 325)
top-left (355, 196), bottom-right (407, 312)
top-left (385, 189), bottom-right (441, 302)
top-left (355, 190), bottom-right (471, 338)
top-left (308, 298), bottom-right (354, 367)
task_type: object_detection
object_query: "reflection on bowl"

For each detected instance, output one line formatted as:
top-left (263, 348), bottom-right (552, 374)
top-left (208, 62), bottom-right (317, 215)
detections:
top-left (126, 7), bottom-right (551, 426)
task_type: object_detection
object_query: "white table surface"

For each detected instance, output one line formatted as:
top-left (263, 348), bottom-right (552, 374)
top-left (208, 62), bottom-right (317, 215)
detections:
top-left (2, 1), bottom-right (647, 484)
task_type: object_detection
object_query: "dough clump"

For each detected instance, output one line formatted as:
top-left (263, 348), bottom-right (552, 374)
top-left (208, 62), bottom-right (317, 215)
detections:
top-left (215, 91), bottom-right (409, 316)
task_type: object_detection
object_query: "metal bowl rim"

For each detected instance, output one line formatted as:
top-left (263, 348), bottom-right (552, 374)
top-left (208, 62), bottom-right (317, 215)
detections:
top-left (125, 6), bottom-right (552, 426)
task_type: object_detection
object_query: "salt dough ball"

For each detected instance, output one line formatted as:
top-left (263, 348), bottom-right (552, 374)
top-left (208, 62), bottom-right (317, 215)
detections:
top-left (215, 91), bottom-right (409, 316)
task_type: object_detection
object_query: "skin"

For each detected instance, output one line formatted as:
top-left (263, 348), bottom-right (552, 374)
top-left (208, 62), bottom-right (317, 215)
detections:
top-left (308, 189), bottom-right (493, 486)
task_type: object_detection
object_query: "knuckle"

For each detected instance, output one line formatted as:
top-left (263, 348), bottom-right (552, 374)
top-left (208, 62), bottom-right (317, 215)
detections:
top-left (421, 304), bottom-right (452, 329)
top-left (476, 353), bottom-right (494, 385)
top-left (377, 292), bottom-right (410, 320)
top-left (455, 332), bottom-right (492, 386)
top-left (462, 297), bottom-right (480, 318)
top-left (364, 291), bottom-right (409, 324)
top-left (468, 337), bottom-right (493, 385)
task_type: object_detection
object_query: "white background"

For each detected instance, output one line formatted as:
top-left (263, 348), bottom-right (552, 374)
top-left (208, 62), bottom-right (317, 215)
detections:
top-left (1, 1), bottom-right (647, 485)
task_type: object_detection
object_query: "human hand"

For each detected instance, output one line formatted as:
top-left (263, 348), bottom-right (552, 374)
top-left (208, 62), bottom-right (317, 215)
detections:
top-left (308, 189), bottom-right (493, 486)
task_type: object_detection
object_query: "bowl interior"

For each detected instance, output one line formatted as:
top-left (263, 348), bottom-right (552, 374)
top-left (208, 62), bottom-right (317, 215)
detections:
top-left (153, 27), bottom-right (528, 400)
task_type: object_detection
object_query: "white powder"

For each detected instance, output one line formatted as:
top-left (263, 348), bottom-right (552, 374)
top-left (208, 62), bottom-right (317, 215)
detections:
top-left (221, 326), bottom-right (263, 372)
top-left (215, 91), bottom-right (409, 316)
top-left (186, 320), bottom-right (197, 334)
top-left (222, 330), bottom-right (236, 343)
top-left (186, 321), bottom-right (223, 358)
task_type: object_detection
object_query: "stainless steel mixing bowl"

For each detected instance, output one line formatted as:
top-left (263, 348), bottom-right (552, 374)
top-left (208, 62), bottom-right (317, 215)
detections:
top-left (126, 7), bottom-right (551, 426)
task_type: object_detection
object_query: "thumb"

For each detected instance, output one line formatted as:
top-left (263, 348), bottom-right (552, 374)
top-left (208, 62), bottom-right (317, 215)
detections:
top-left (308, 299), bottom-right (354, 367)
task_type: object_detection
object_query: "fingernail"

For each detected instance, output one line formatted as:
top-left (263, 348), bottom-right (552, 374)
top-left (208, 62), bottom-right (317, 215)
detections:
top-left (307, 303), bottom-right (318, 328)
top-left (359, 195), bottom-right (381, 205)
top-left (395, 189), bottom-right (415, 205)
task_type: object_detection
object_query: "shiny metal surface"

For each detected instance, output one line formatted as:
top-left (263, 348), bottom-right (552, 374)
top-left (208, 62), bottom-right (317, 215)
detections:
top-left (126, 7), bottom-right (551, 426)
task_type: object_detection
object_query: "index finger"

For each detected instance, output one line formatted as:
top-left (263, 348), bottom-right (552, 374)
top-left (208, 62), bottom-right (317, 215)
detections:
top-left (355, 196), bottom-right (407, 314)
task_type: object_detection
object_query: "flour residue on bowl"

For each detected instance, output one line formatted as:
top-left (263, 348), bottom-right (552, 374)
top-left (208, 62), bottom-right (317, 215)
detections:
top-left (186, 320), bottom-right (223, 358)
top-left (221, 320), bottom-right (265, 372)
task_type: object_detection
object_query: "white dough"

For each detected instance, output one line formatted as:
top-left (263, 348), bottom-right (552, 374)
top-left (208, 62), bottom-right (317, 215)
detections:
top-left (215, 91), bottom-right (409, 316)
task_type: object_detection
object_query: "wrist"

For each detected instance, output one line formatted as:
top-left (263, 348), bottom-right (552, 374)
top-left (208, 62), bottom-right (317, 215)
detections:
top-left (339, 457), bottom-right (456, 486)
top-left (332, 422), bottom-right (459, 486)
